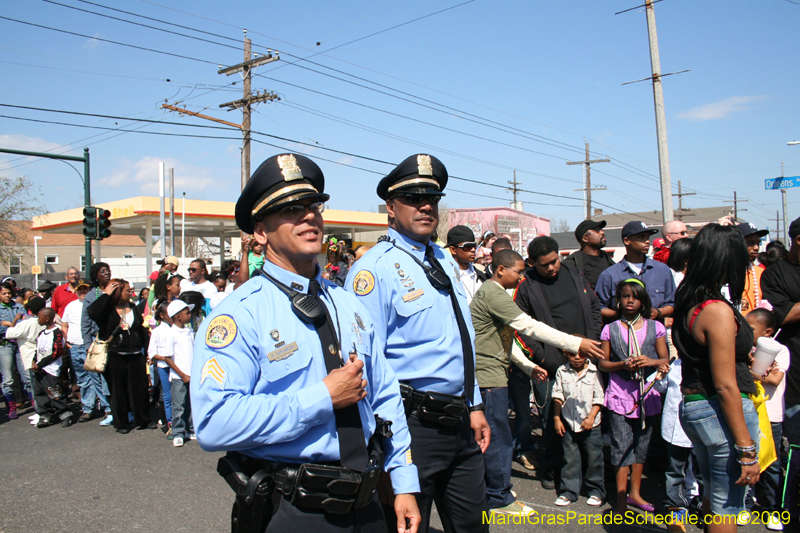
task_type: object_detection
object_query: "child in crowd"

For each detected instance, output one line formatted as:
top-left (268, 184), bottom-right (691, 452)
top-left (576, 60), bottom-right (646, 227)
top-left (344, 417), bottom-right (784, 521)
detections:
top-left (165, 300), bottom-right (195, 447)
top-left (31, 308), bottom-right (72, 428)
top-left (653, 354), bottom-right (701, 532)
top-left (552, 339), bottom-right (605, 507)
top-left (598, 279), bottom-right (670, 515)
top-left (4, 296), bottom-right (47, 423)
top-left (747, 306), bottom-right (789, 532)
top-left (148, 301), bottom-right (174, 438)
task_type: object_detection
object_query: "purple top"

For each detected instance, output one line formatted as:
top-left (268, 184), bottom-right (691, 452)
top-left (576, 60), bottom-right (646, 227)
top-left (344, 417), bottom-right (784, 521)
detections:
top-left (601, 319), bottom-right (666, 418)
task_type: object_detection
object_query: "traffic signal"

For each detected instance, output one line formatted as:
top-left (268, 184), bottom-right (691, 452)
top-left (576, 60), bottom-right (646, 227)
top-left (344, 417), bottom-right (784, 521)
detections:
top-left (97, 209), bottom-right (112, 240)
top-left (82, 206), bottom-right (97, 239)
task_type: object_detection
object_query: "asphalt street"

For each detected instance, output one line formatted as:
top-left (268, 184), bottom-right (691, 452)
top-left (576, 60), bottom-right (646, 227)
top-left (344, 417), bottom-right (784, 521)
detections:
top-left (0, 400), bottom-right (795, 533)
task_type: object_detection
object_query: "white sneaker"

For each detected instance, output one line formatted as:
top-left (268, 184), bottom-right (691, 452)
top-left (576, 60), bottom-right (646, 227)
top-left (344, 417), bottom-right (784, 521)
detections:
top-left (99, 414), bottom-right (114, 426)
top-left (29, 414), bottom-right (39, 425)
top-left (173, 437), bottom-right (184, 447)
top-left (188, 433), bottom-right (197, 441)
top-left (737, 512), bottom-right (750, 526)
top-left (586, 495), bottom-right (603, 506)
top-left (554, 496), bottom-right (572, 507)
top-left (766, 512), bottom-right (784, 531)
top-left (28, 414), bottom-right (37, 420)
top-left (492, 501), bottom-right (535, 515)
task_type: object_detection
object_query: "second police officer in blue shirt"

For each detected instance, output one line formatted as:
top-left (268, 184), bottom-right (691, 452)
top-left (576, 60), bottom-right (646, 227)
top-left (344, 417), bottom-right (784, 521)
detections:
top-left (191, 153), bottom-right (421, 533)
top-left (346, 154), bottom-right (491, 533)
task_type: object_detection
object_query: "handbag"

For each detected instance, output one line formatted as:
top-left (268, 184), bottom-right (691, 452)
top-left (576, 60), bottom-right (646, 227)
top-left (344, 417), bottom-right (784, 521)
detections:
top-left (84, 335), bottom-right (110, 373)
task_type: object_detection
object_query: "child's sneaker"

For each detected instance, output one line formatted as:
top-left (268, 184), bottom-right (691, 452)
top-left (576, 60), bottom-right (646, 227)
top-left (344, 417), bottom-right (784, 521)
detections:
top-left (188, 433), bottom-right (197, 441)
top-left (586, 496), bottom-right (603, 507)
top-left (29, 414), bottom-right (39, 425)
top-left (554, 496), bottom-right (572, 507)
top-left (173, 437), bottom-right (184, 447)
top-left (766, 512), bottom-right (784, 531)
top-left (99, 414), bottom-right (114, 426)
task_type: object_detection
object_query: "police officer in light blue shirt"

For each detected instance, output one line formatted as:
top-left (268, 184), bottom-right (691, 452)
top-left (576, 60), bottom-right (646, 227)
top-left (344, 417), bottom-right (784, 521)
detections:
top-left (191, 153), bottom-right (420, 533)
top-left (346, 154), bottom-right (491, 533)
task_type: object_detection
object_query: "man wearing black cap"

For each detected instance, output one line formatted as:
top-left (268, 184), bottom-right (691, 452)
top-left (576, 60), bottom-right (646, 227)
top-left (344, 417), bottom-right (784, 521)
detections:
top-left (736, 222), bottom-right (770, 314)
top-left (192, 153), bottom-right (420, 532)
top-left (447, 225), bottom-right (483, 304)
top-left (595, 221), bottom-right (676, 321)
top-left (347, 154), bottom-right (493, 530)
top-left (762, 216), bottom-right (800, 450)
top-left (562, 220), bottom-right (615, 291)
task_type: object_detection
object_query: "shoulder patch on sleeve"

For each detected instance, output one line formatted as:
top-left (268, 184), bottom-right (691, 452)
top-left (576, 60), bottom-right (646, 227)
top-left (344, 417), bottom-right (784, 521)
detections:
top-left (352, 270), bottom-right (375, 296)
top-left (201, 357), bottom-right (227, 387)
top-left (205, 314), bottom-right (238, 349)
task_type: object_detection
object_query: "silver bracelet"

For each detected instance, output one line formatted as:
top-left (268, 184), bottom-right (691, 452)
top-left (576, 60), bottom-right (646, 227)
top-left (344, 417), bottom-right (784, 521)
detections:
top-left (738, 458), bottom-right (758, 466)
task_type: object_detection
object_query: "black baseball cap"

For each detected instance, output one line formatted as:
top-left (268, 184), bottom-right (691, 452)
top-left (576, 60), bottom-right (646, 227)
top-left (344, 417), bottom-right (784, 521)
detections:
top-left (621, 221), bottom-right (659, 240)
top-left (574, 220), bottom-right (606, 242)
top-left (736, 222), bottom-right (769, 239)
top-left (446, 225), bottom-right (476, 247)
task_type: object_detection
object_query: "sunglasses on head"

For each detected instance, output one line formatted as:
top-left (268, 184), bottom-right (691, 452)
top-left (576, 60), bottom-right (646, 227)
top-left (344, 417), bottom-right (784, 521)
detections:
top-left (395, 193), bottom-right (440, 205)
top-left (278, 201), bottom-right (325, 219)
top-left (453, 242), bottom-right (477, 251)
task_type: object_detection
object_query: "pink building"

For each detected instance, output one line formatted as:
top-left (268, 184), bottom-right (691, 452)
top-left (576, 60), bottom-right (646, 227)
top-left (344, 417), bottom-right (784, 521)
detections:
top-left (445, 207), bottom-right (551, 254)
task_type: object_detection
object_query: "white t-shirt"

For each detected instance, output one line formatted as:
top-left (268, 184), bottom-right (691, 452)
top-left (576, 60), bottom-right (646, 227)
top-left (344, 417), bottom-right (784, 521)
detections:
top-left (166, 324), bottom-right (194, 381)
top-left (180, 279), bottom-right (218, 300)
top-left (35, 326), bottom-right (62, 377)
top-left (147, 322), bottom-right (173, 369)
top-left (764, 343), bottom-right (791, 423)
top-left (61, 299), bottom-right (84, 346)
top-left (458, 265), bottom-right (482, 304)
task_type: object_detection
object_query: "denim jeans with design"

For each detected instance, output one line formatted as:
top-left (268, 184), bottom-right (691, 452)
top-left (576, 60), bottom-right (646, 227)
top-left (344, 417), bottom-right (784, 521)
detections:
top-left (70, 342), bottom-right (110, 414)
top-left (680, 396), bottom-right (760, 516)
top-left (171, 379), bottom-right (193, 439)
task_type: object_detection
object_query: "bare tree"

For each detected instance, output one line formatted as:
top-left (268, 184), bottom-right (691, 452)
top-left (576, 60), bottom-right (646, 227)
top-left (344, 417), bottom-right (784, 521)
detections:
top-left (551, 218), bottom-right (570, 234)
top-left (436, 202), bottom-right (450, 243)
top-left (0, 175), bottom-right (44, 266)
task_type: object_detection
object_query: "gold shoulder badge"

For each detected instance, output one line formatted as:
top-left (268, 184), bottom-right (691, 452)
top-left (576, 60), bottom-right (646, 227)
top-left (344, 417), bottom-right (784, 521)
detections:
top-left (205, 315), bottom-right (238, 349)
top-left (201, 357), bottom-right (227, 387)
top-left (277, 154), bottom-right (303, 181)
top-left (417, 154), bottom-right (433, 176)
top-left (353, 270), bottom-right (375, 296)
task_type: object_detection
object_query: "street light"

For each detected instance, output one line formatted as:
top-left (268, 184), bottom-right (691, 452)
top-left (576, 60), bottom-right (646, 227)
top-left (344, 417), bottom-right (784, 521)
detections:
top-left (33, 235), bottom-right (42, 288)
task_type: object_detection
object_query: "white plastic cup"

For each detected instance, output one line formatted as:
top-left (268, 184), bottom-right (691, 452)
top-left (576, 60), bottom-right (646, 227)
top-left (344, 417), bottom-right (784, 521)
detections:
top-left (752, 337), bottom-right (782, 375)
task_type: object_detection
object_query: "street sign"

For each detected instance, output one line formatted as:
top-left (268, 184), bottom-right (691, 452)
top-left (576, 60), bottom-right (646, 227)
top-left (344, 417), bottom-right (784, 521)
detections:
top-left (31, 266), bottom-right (41, 275)
top-left (765, 177), bottom-right (800, 190)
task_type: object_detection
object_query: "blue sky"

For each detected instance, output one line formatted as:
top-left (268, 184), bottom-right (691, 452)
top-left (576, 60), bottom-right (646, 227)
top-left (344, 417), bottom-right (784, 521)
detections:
top-left (1, 0), bottom-right (798, 234)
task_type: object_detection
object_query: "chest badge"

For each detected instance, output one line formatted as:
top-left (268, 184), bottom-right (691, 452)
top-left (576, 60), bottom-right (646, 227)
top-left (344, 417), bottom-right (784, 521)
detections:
top-left (270, 329), bottom-right (280, 342)
top-left (403, 289), bottom-right (424, 302)
top-left (354, 313), bottom-right (366, 331)
top-left (395, 263), bottom-right (401, 269)
top-left (267, 341), bottom-right (299, 362)
top-left (397, 270), bottom-right (405, 277)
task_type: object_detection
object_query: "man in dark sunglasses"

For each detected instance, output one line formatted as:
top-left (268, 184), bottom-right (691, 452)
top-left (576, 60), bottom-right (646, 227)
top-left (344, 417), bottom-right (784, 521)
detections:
top-left (446, 225), bottom-right (483, 304)
top-left (347, 154), bottom-right (492, 531)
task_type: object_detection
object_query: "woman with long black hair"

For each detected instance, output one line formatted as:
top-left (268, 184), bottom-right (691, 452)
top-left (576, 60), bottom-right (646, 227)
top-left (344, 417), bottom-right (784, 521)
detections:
top-left (87, 278), bottom-right (154, 434)
top-left (672, 224), bottom-right (760, 531)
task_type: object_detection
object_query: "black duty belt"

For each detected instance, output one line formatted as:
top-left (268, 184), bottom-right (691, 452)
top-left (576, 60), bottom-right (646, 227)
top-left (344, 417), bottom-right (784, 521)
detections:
top-left (399, 383), bottom-right (467, 427)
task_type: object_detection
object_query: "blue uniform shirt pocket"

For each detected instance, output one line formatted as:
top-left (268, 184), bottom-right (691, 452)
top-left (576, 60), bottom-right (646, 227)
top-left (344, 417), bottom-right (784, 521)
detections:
top-left (259, 340), bottom-right (313, 383)
top-left (393, 291), bottom-right (434, 318)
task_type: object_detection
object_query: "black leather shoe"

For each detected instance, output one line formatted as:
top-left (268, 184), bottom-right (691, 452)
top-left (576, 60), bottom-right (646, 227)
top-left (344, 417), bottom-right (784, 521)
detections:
top-left (78, 412), bottom-right (93, 423)
top-left (116, 428), bottom-right (131, 434)
top-left (136, 421), bottom-right (158, 430)
top-left (61, 416), bottom-right (73, 428)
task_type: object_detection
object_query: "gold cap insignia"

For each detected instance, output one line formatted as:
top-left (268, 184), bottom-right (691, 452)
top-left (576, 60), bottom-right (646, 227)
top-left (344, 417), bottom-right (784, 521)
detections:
top-left (417, 154), bottom-right (433, 176)
top-left (278, 154), bottom-right (303, 181)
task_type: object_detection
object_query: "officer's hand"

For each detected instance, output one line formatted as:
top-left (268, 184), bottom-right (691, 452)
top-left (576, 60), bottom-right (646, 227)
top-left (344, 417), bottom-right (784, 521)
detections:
top-left (394, 493), bottom-right (421, 533)
top-left (470, 410), bottom-right (491, 453)
top-left (323, 352), bottom-right (367, 409)
top-left (578, 338), bottom-right (604, 360)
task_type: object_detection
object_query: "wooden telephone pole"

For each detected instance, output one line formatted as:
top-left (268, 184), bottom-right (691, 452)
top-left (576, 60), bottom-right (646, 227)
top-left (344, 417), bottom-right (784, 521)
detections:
top-left (671, 180), bottom-right (695, 220)
top-left (567, 140), bottom-right (609, 220)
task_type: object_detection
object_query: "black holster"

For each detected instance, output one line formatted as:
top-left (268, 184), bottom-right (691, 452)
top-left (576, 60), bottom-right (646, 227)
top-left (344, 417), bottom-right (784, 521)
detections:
top-left (217, 452), bottom-right (280, 533)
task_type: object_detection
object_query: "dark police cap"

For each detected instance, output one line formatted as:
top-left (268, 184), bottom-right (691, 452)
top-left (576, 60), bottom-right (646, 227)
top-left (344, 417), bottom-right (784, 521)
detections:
top-left (235, 153), bottom-right (330, 234)
top-left (446, 225), bottom-right (476, 247)
top-left (377, 154), bottom-right (448, 201)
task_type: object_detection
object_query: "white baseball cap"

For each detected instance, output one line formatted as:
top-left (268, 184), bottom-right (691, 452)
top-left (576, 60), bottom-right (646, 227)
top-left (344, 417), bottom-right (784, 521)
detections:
top-left (167, 300), bottom-right (194, 318)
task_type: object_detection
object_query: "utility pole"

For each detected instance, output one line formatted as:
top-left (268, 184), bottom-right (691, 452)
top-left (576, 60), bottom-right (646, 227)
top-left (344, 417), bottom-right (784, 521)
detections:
top-left (568, 139), bottom-right (609, 220)
top-left (671, 180), bottom-right (695, 221)
top-left (782, 162), bottom-right (789, 244)
top-left (508, 171), bottom-right (523, 210)
top-left (724, 191), bottom-right (749, 222)
top-left (770, 210), bottom-right (782, 241)
top-left (218, 31), bottom-right (280, 191)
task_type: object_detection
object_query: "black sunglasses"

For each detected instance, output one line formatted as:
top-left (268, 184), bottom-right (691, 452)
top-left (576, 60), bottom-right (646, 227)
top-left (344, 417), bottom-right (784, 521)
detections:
top-left (187, 268), bottom-right (198, 273)
top-left (453, 242), bottom-right (477, 251)
top-left (395, 193), bottom-right (440, 205)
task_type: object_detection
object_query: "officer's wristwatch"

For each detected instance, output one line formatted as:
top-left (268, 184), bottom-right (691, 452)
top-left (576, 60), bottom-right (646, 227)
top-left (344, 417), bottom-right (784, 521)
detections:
top-left (469, 403), bottom-right (485, 412)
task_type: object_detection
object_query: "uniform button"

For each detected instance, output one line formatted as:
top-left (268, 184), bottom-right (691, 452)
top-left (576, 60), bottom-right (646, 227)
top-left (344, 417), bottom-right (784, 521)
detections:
top-left (416, 305), bottom-right (420, 309)
top-left (285, 363), bottom-right (291, 370)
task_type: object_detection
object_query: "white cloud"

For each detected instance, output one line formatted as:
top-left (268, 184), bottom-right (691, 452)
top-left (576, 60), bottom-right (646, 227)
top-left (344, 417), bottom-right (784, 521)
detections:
top-left (677, 96), bottom-right (767, 121)
top-left (0, 134), bottom-right (65, 153)
top-left (99, 156), bottom-right (218, 194)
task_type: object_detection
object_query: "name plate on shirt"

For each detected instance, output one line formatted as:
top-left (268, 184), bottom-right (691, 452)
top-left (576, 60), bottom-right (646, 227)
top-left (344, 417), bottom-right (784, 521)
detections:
top-left (403, 289), bottom-right (424, 302)
top-left (267, 341), bottom-right (299, 362)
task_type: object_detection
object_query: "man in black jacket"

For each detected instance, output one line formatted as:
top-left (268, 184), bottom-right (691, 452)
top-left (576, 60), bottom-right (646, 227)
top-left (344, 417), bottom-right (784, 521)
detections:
top-left (513, 236), bottom-right (602, 490)
top-left (562, 220), bottom-right (615, 291)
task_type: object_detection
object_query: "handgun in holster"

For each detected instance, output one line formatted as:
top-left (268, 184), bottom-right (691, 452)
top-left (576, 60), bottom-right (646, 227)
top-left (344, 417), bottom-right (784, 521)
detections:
top-left (217, 452), bottom-right (280, 533)
top-left (352, 415), bottom-right (394, 509)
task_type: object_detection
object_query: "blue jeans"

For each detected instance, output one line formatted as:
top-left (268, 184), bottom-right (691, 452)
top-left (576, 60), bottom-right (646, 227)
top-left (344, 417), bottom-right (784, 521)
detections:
top-left (559, 426), bottom-right (605, 502)
top-left (0, 342), bottom-right (28, 396)
top-left (70, 342), bottom-right (110, 414)
top-left (680, 396), bottom-right (760, 516)
top-left (508, 363), bottom-right (534, 458)
top-left (663, 443), bottom-right (701, 510)
top-left (171, 379), bottom-right (193, 439)
top-left (481, 387), bottom-right (515, 509)
top-left (158, 366), bottom-right (172, 423)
